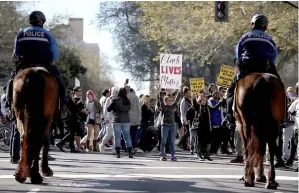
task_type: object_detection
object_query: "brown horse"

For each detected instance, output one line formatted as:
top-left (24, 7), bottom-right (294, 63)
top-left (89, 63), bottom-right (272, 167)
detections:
top-left (13, 67), bottom-right (58, 184)
top-left (233, 73), bottom-right (285, 189)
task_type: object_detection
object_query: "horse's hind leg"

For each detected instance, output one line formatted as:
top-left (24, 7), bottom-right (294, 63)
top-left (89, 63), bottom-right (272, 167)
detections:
top-left (41, 133), bottom-right (53, 177)
top-left (266, 141), bottom-right (279, 189)
top-left (15, 134), bottom-right (28, 183)
top-left (244, 149), bottom-right (255, 187)
top-left (257, 141), bottom-right (267, 183)
top-left (30, 142), bottom-right (43, 184)
top-left (15, 123), bottom-right (32, 183)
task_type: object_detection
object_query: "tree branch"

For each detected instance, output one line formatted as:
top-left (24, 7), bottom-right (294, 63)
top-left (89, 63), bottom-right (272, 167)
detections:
top-left (283, 1), bottom-right (298, 9)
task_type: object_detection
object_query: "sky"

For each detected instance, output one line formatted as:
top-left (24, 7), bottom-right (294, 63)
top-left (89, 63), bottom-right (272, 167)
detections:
top-left (25, 0), bottom-right (146, 91)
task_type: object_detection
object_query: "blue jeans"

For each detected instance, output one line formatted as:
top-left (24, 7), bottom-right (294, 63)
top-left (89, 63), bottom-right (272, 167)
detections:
top-left (130, 125), bottom-right (139, 148)
top-left (112, 123), bottom-right (132, 148)
top-left (160, 124), bottom-right (176, 157)
top-left (9, 122), bottom-right (20, 160)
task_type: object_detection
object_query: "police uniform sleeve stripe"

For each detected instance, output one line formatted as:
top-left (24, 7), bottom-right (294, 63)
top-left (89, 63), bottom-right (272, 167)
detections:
top-left (241, 38), bottom-right (275, 50)
top-left (18, 37), bottom-right (50, 43)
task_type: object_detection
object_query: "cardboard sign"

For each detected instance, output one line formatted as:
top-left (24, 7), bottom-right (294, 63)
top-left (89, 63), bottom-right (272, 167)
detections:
top-left (190, 78), bottom-right (205, 95)
top-left (160, 54), bottom-right (182, 89)
top-left (217, 64), bottom-right (235, 88)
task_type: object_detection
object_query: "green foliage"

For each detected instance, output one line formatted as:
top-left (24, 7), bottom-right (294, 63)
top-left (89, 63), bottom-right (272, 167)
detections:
top-left (55, 45), bottom-right (87, 88)
top-left (97, 1), bottom-right (298, 88)
top-left (0, 2), bottom-right (28, 79)
top-left (97, 1), bottom-right (160, 82)
top-left (0, 2), bottom-right (87, 89)
top-left (138, 1), bottom-right (298, 85)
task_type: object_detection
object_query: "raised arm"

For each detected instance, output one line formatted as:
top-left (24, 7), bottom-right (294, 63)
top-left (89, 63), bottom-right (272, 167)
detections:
top-left (208, 98), bottom-right (224, 110)
top-left (171, 90), bottom-right (181, 106)
top-left (159, 91), bottom-right (166, 110)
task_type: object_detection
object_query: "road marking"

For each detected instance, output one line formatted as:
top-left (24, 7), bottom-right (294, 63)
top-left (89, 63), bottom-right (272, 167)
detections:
top-left (46, 166), bottom-right (293, 173)
top-left (0, 174), bottom-right (297, 181)
top-left (27, 189), bottom-right (40, 193)
top-left (50, 166), bottom-right (245, 170)
top-left (0, 158), bottom-right (154, 162)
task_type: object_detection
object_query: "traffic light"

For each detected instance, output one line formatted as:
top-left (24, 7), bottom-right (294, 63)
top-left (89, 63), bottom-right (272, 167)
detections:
top-left (215, 1), bottom-right (228, 22)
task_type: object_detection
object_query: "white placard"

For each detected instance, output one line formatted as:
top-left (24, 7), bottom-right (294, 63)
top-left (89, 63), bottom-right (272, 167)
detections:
top-left (75, 77), bottom-right (80, 86)
top-left (159, 54), bottom-right (182, 89)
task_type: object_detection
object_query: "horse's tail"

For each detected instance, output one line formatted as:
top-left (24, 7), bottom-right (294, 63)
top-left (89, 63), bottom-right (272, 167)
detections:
top-left (248, 76), bottom-right (274, 166)
top-left (19, 69), bottom-right (49, 159)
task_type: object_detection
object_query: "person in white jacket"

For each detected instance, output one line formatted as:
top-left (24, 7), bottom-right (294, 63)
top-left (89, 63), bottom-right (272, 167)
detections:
top-left (99, 86), bottom-right (120, 153)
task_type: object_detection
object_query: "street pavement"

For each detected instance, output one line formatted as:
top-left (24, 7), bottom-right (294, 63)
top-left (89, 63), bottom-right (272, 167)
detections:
top-left (0, 147), bottom-right (298, 193)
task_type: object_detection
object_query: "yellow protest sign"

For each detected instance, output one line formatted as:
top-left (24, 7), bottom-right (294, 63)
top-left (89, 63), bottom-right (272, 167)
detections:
top-left (217, 64), bottom-right (235, 88)
top-left (189, 78), bottom-right (205, 95)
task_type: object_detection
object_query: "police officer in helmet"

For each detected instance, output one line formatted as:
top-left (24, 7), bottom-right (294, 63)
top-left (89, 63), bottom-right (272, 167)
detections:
top-left (226, 14), bottom-right (281, 127)
top-left (5, 11), bottom-right (65, 117)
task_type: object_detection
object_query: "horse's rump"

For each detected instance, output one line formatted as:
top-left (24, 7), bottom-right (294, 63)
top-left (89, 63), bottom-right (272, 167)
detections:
top-left (13, 67), bottom-right (58, 183)
top-left (234, 72), bottom-right (285, 189)
top-left (13, 67), bottom-right (58, 141)
top-left (234, 73), bottom-right (285, 159)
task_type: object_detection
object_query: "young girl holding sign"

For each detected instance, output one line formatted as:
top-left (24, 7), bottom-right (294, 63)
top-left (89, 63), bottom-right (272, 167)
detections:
top-left (158, 90), bottom-right (181, 161)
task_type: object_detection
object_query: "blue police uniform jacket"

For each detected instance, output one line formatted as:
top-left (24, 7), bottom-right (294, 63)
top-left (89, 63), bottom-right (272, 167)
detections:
top-left (14, 26), bottom-right (59, 65)
top-left (235, 29), bottom-right (277, 66)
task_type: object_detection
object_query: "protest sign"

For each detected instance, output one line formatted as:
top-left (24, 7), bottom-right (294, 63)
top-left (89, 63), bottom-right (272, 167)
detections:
top-left (217, 64), bottom-right (235, 88)
top-left (160, 54), bottom-right (182, 89)
top-left (190, 78), bottom-right (205, 95)
top-left (75, 77), bottom-right (80, 86)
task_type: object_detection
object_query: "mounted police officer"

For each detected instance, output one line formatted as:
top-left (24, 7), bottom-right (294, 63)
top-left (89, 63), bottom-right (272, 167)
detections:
top-left (226, 14), bottom-right (281, 127)
top-left (5, 11), bottom-right (65, 116)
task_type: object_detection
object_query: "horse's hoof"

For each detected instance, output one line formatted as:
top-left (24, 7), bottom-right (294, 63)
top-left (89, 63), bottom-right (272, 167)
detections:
top-left (266, 182), bottom-right (279, 189)
top-left (244, 180), bottom-right (255, 187)
top-left (256, 175), bottom-right (267, 183)
top-left (15, 173), bottom-right (26, 183)
top-left (30, 169), bottom-right (44, 184)
top-left (41, 167), bottom-right (53, 177)
top-left (31, 174), bottom-right (43, 184)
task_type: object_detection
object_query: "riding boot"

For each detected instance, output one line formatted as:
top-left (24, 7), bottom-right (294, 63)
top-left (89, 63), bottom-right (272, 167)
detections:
top-left (226, 96), bottom-right (236, 128)
top-left (127, 147), bottom-right (133, 158)
top-left (226, 76), bottom-right (237, 128)
top-left (115, 147), bottom-right (121, 158)
top-left (4, 77), bottom-right (14, 109)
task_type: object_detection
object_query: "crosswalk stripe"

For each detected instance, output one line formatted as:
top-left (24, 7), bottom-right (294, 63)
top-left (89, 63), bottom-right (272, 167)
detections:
top-left (27, 189), bottom-right (40, 193)
top-left (0, 174), bottom-right (297, 181)
top-left (0, 159), bottom-right (154, 162)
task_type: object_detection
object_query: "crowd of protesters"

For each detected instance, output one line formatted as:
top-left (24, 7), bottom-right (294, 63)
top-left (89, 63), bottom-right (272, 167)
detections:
top-left (0, 80), bottom-right (298, 171)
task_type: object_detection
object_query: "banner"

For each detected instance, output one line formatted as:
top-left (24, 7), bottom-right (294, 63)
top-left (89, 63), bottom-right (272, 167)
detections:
top-left (75, 77), bottom-right (80, 87)
top-left (160, 54), bottom-right (182, 89)
top-left (190, 78), bottom-right (205, 95)
top-left (217, 64), bottom-right (235, 88)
